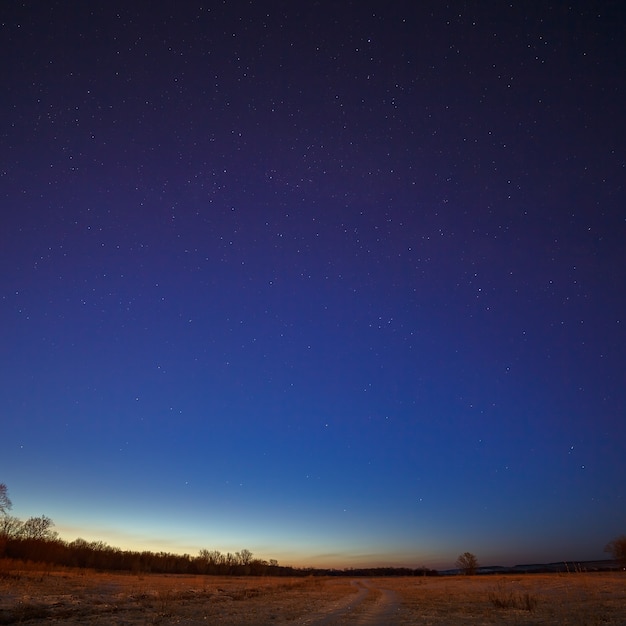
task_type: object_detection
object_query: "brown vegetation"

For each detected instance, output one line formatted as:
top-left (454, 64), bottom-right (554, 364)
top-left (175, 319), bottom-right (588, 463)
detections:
top-left (0, 563), bottom-right (624, 625)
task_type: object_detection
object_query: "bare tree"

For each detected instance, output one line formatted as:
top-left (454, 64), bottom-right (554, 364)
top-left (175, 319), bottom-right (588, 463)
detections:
top-left (199, 549), bottom-right (224, 565)
top-left (0, 483), bottom-right (12, 515)
top-left (605, 535), bottom-right (626, 565)
top-left (456, 551), bottom-right (479, 575)
top-left (237, 548), bottom-right (253, 565)
top-left (0, 515), bottom-right (23, 538)
top-left (22, 515), bottom-right (56, 540)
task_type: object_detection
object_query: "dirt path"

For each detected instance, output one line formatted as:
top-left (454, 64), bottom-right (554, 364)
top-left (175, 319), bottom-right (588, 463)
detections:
top-left (3, 569), bottom-right (624, 624)
top-left (296, 579), bottom-right (401, 625)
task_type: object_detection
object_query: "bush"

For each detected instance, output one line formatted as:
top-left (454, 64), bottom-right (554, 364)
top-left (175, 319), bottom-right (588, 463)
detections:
top-left (488, 581), bottom-right (538, 612)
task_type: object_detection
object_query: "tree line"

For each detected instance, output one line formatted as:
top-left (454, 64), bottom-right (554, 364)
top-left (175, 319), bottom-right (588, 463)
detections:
top-left (0, 484), bottom-right (436, 576)
top-left (4, 484), bottom-right (622, 576)
top-left (0, 508), bottom-right (283, 575)
top-left (0, 523), bottom-right (436, 577)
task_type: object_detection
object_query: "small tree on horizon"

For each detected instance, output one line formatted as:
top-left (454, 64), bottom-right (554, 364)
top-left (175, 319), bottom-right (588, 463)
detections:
top-left (605, 535), bottom-right (626, 565)
top-left (456, 551), bottom-right (479, 575)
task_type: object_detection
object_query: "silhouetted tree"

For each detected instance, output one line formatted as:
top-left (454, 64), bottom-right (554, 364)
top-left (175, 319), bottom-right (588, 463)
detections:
top-left (21, 515), bottom-right (56, 540)
top-left (198, 548), bottom-right (226, 573)
top-left (456, 551), bottom-right (479, 575)
top-left (605, 535), bottom-right (626, 565)
top-left (0, 483), bottom-right (11, 515)
top-left (250, 558), bottom-right (269, 575)
top-left (237, 548), bottom-right (253, 565)
top-left (0, 515), bottom-right (23, 538)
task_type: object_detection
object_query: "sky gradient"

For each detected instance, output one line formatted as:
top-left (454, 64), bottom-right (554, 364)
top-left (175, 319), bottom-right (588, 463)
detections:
top-left (2, 1), bottom-right (625, 569)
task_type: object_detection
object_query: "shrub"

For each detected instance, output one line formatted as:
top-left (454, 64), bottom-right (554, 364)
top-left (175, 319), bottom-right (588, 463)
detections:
top-left (488, 581), bottom-right (538, 612)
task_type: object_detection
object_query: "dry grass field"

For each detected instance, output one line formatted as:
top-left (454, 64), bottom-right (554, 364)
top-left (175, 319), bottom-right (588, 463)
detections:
top-left (0, 561), bottom-right (624, 624)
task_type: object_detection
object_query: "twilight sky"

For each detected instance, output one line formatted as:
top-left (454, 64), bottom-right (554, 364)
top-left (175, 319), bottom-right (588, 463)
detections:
top-left (1, 1), bottom-right (625, 570)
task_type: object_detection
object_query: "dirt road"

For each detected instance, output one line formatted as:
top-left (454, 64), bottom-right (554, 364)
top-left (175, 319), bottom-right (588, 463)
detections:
top-left (298, 579), bottom-right (401, 625)
top-left (2, 567), bottom-right (625, 624)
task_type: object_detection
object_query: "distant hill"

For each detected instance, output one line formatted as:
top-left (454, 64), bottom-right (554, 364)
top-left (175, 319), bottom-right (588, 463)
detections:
top-left (440, 560), bottom-right (622, 575)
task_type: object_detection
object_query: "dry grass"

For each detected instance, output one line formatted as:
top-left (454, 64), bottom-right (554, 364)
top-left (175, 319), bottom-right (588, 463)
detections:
top-left (388, 572), bottom-right (626, 625)
top-left (0, 560), bottom-right (624, 624)
top-left (0, 563), bottom-right (351, 625)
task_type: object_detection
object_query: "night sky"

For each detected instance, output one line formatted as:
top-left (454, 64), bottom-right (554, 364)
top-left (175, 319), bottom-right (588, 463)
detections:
top-left (2, 1), bottom-right (625, 570)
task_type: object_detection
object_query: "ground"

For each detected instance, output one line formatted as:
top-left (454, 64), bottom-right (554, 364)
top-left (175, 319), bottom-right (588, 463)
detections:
top-left (1, 563), bottom-right (625, 624)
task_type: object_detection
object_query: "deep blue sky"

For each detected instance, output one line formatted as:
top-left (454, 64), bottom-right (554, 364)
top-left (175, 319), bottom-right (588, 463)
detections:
top-left (1, 1), bottom-right (625, 569)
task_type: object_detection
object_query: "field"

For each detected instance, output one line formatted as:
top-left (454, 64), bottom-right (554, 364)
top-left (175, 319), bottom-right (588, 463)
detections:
top-left (0, 563), bottom-right (624, 624)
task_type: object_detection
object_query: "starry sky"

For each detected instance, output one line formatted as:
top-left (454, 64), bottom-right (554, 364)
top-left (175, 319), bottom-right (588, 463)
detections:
top-left (1, 1), bottom-right (625, 570)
